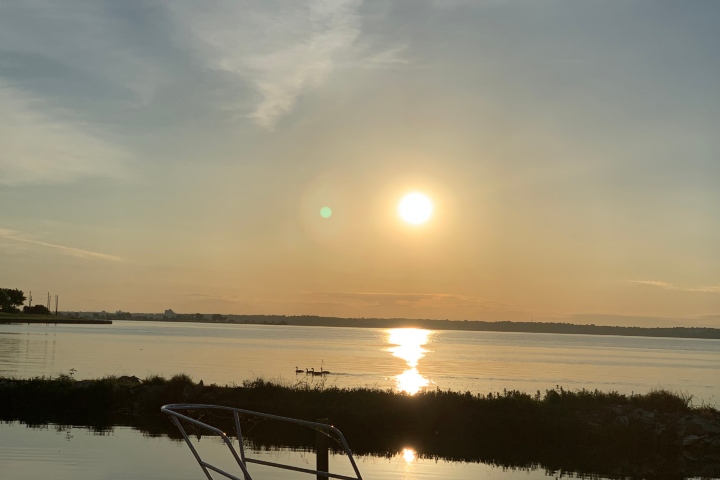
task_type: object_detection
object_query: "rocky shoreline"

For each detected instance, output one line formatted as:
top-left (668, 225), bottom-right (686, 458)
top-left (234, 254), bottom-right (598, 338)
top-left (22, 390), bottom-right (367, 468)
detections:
top-left (577, 402), bottom-right (720, 478)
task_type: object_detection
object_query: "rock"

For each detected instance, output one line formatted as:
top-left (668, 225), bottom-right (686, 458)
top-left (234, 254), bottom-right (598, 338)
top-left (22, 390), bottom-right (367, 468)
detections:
top-left (676, 422), bottom-right (686, 437)
top-left (683, 435), bottom-right (703, 447)
top-left (631, 408), bottom-right (655, 424)
top-left (684, 416), bottom-right (720, 436)
top-left (614, 415), bottom-right (629, 427)
top-left (610, 405), bottom-right (625, 415)
top-left (682, 449), bottom-right (699, 460)
top-left (586, 421), bottom-right (601, 431)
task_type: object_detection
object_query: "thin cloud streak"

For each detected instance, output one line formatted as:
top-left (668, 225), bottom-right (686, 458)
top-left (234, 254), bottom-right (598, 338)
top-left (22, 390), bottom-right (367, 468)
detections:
top-left (632, 280), bottom-right (720, 294)
top-left (0, 229), bottom-right (121, 262)
top-left (172, 292), bottom-right (243, 302)
top-left (311, 291), bottom-right (509, 309)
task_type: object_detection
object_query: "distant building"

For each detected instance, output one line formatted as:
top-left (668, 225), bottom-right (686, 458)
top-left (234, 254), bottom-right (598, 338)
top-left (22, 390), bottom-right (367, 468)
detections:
top-left (164, 309), bottom-right (177, 318)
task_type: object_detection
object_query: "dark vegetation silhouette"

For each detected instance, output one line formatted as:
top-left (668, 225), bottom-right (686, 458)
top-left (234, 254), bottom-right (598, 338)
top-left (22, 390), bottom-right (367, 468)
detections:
top-left (0, 288), bottom-right (109, 323)
top-left (1, 374), bottom-right (718, 479)
top-left (23, 304), bottom-right (51, 315)
top-left (0, 288), bottom-right (26, 313)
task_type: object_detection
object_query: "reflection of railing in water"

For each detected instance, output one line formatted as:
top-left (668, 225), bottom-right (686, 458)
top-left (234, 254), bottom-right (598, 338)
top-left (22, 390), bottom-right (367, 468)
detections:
top-left (161, 404), bottom-right (363, 480)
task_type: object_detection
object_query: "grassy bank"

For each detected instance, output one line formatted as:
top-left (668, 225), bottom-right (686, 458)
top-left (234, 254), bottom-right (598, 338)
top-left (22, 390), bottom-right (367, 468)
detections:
top-left (1, 375), bottom-right (718, 478)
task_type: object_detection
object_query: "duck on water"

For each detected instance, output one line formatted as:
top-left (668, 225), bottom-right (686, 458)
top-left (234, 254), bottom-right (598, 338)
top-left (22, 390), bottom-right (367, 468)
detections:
top-left (297, 367), bottom-right (330, 375)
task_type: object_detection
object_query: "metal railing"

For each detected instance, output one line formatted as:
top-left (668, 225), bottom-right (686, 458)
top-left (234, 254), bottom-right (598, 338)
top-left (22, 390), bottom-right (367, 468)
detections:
top-left (161, 404), bottom-right (363, 480)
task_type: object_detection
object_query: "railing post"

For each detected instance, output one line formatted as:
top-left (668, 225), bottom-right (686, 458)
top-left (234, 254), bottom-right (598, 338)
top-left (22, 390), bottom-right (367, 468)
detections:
top-left (316, 418), bottom-right (329, 480)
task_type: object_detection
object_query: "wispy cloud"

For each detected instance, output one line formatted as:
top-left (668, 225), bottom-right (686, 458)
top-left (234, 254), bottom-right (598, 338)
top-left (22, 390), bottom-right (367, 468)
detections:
top-left (171, 0), bottom-right (361, 129)
top-left (0, 228), bottom-right (121, 262)
top-left (358, 44), bottom-right (411, 67)
top-left (0, 81), bottom-right (128, 186)
top-left (632, 280), bottom-right (720, 294)
top-left (632, 280), bottom-right (676, 289)
top-left (171, 0), bottom-right (404, 129)
top-left (2, 0), bottom-right (408, 137)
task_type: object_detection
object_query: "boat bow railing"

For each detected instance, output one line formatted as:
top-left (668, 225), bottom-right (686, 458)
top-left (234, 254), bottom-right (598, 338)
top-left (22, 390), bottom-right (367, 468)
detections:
top-left (161, 404), bottom-right (363, 480)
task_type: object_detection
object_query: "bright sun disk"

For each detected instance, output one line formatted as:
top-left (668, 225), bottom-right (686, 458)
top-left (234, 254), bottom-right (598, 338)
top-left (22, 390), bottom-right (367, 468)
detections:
top-left (398, 192), bottom-right (433, 225)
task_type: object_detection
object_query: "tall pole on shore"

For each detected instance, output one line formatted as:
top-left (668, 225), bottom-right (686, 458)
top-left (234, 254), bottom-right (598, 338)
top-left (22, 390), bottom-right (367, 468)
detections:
top-left (47, 292), bottom-right (50, 311)
top-left (55, 295), bottom-right (58, 316)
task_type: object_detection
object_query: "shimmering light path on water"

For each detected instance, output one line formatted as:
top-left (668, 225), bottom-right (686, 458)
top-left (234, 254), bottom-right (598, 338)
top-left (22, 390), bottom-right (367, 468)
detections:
top-left (1, 321), bottom-right (719, 402)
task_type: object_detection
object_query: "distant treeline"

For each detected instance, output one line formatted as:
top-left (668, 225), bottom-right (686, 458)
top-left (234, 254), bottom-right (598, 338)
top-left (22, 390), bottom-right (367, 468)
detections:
top-left (281, 317), bottom-right (720, 339)
top-left (116, 314), bottom-right (720, 340)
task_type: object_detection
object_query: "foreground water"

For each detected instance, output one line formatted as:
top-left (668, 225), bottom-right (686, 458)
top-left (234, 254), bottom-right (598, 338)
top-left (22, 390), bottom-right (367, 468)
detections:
top-left (0, 422), bottom-right (596, 480)
top-left (1, 320), bottom-right (719, 401)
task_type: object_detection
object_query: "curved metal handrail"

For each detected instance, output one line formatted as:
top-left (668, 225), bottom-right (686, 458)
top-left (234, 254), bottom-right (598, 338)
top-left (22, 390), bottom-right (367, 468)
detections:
top-left (161, 404), bottom-right (363, 480)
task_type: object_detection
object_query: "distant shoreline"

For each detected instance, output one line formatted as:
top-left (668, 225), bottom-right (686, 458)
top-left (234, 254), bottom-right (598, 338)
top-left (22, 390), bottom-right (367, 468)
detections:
top-left (105, 314), bottom-right (720, 339)
top-left (8, 310), bottom-right (719, 339)
top-left (0, 314), bottom-right (111, 325)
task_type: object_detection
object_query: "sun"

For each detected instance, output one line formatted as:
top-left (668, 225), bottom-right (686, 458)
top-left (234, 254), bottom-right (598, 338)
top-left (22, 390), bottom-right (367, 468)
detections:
top-left (398, 192), bottom-right (433, 225)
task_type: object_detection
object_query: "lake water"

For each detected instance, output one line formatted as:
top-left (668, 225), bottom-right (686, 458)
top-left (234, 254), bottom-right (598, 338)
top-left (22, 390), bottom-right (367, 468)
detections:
top-left (0, 422), bottom-right (557, 480)
top-left (1, 320), bottom-right (719, 401)
top-left (1, 320), bottom-right (720, 479)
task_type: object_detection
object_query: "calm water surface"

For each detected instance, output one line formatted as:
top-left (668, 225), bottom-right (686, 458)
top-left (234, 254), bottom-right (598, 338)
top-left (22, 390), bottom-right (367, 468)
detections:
top-left (1, 320), bottom-right (718, 401)
top-left (2, 321), bottom-right (719, 479)
top-left (0, 422), bottom-right (589, 480)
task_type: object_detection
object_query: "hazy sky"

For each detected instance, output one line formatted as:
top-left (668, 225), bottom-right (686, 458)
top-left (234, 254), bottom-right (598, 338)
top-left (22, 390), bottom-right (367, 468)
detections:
top-left (1, 1), bottom-right (719, 327)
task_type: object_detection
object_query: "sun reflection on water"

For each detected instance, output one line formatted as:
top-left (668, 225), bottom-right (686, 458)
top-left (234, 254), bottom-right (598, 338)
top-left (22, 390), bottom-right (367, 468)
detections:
top-left (387, 328), bottom-right (432, 394)
top-left (402, 448), bottom-right (416, 463)
top-left (399, 447), bottom-right (418, 480)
